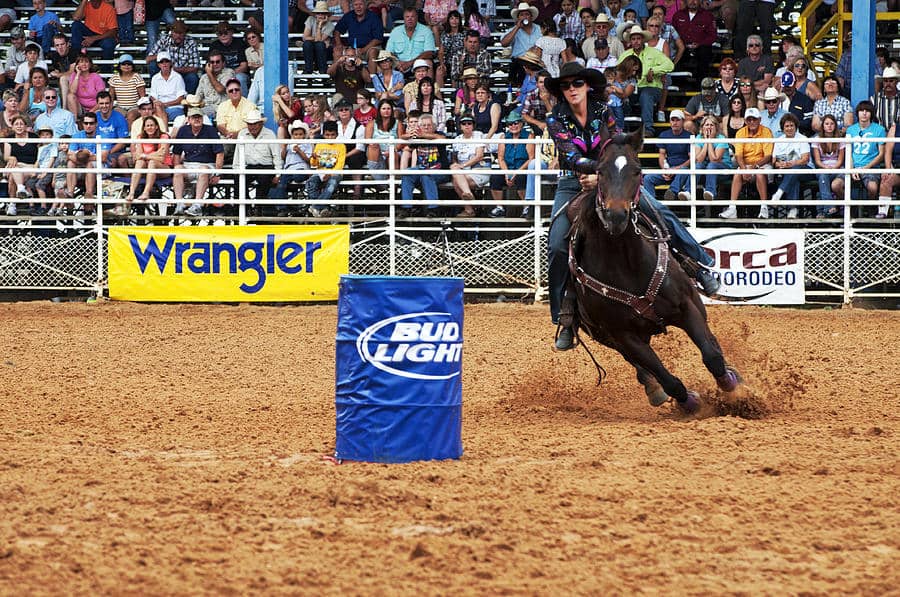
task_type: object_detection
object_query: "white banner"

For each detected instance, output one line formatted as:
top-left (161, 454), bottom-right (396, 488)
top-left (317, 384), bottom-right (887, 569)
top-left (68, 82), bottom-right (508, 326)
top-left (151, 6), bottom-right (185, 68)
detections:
top-left (691, 229), bottom-right (805, 305)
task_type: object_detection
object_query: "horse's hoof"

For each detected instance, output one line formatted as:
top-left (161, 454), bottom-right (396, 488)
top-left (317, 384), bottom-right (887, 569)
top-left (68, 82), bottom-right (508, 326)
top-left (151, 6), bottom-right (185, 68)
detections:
top-left (677, 391), bottom-right (701, 415)
top-left (716, 367), bottom-right (741, 392)
top-left (647, 388), bottom-right (670, 407)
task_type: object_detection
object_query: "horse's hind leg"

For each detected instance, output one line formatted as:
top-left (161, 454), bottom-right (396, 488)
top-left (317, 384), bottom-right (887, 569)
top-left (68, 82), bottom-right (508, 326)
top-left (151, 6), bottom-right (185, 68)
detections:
top-left (636, 365), bottom-right (668, 407)
top-left (619, 334), bottom-right (699, 413)
top-left (681, 304), bottom-right (741, 392)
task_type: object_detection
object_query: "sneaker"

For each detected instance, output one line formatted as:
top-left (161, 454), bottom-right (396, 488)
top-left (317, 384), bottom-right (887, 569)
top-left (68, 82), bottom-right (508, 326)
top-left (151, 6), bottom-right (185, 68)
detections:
top-left (677, 191), bottom-right (691, 201)
top-left (319, 207), bottom-right (334, 218)
top-left (16, 189), bottom-right (28, 199)
top-left (309, 207), bottom-right (322, 217)
top-left (46, 207), bottom-right (57, 217)
top-left (770, 189), bottom-right (783, 202)
top-left (555, 326), bottom-right (575, 351)
top-left (696, 269), bottom-right (721, 296)
top-left (173, 203), bottom-right (186, 216)
top-left (875, 212), bottom-right (887, 219)
top-left (490, 206), bottom-right (505, 218)
top-left (663, 189), bottom-right (676, 202)
top-left (520, 206), bottom-right (531, 219)
top-left (185, 204), bottom-right (203, 217)
top-left (758, 204), bottom-right (769, 219)
top-left (718, 205), bottom-right (737, 219)
top-left (787, 207), bottom-right (798, 219)
top-left (6, 203), bottom-right (16, 216)
top-left (702, 190), bottom-right (714, 202)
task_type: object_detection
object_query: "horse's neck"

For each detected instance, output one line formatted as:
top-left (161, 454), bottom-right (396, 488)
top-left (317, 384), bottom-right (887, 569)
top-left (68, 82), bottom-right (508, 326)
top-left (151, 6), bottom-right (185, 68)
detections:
top-left (581, 221), bottom-right (657, 283)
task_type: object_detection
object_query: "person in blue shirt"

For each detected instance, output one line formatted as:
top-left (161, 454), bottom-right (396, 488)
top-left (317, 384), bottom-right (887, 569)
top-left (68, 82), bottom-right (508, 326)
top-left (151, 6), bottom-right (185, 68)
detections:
top-left (93, 90), bottom-right (129, 167)
top-left (334, 0), bottom-right (384, 66)
top-left (385, 6), bottom-right (436, 74)
top-left (845, 100), bottom-right (888, 217)
top-left (642, 109), bottom-right (692, 200)
top-left (28, 0), bottom-right (60, 56)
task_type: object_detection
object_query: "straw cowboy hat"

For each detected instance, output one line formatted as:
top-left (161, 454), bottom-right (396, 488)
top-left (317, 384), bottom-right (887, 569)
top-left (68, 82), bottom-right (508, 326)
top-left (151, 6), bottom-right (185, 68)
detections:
top-left (461, 67), bottom-right (480, 80)
top-left (244, 109), bottom-right (267, 124)
top-left (510, 2), bottom-right (538, 20)
top-left (374, 49), bottom-right (398, 67)
top-left (517, 48), bottom-right (544, 69)
top-left (181, 94), bottom-right (205, 107)
top-left (619, 22), bottom-right (651, 43)
top-left (595, 13), bottom-right (612, 25)
top-left (545, 61), bottom-right (606, 98)
top-left (312, 1), bottom-right (330, 14)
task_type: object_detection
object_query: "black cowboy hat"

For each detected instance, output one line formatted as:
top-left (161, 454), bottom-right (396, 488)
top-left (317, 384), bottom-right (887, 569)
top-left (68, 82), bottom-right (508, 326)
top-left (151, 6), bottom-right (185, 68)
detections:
top-left (546, 62), bottom-right (606, 98)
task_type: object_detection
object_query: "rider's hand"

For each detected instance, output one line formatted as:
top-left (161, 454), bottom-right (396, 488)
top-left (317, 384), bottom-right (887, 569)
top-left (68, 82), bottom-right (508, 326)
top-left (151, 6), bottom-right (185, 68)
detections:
top-left (579, 173), bottom-right (598, 190)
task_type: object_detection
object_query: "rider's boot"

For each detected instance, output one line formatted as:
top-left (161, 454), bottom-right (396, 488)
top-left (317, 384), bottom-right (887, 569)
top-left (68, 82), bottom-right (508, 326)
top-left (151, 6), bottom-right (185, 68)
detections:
top-left (696, 268), bottom-right (721, 296)
top-left (555, 291), bottom-right (577, 351)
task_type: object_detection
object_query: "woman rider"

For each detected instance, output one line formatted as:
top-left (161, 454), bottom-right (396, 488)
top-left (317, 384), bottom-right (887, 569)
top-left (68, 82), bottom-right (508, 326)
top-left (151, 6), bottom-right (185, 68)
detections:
top-left (545, 62), bottom-right (721, 351)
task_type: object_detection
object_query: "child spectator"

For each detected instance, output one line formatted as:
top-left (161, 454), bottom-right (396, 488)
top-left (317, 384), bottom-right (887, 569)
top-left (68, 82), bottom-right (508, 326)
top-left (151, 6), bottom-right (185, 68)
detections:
top-left (48, 135), bottom-right (72, 216)
top-left (270, 121), bottom-right (313, 214)
top-left (24, 125), bottom-right (57, 213)
top-left (28, 0), bottom-right (60, 56)
top-left (306, 120), bottom-right (345, 218)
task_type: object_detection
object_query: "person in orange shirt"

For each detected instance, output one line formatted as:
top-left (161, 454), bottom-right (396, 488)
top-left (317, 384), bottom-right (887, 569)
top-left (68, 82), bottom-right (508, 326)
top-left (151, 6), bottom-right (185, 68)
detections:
top-left (720, 106), bottom-right (774, 219)
top-left (71, 0), bottom-right (118, 59)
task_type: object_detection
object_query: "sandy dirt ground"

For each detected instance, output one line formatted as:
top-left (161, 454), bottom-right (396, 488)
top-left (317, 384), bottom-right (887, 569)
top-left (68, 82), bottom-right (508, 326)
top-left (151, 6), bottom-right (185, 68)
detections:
top-left (0, 301), bottom-right (898, 595)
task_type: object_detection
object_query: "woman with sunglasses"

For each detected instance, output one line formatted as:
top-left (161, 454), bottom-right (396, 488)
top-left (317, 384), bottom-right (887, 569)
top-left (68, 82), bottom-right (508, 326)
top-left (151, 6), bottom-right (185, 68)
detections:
top-left (545, 62), bottom-right (720, 350)
top-left (715, 57), bottom-right (739, 100)
top-left (737, 76), bottom-right (760, 111)
top-left (788, 58), bottom-right (821, 101)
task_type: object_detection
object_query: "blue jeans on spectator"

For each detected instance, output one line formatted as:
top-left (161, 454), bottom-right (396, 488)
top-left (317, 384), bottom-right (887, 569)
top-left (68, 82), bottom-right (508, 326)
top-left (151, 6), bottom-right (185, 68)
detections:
top-left (302, 40), bottom-right (329, 74)
top-left (306, 174), bottom-right (341, 210)
top-left (117, 10), bottom-right (134, 44)
top-left (524, 158), bottom-right (550, 201)
top-left (182, 72), bottom-right (200, 95)
top-left (637, 87), bottom-right (661, 135)
top-left (643, 171), bottom-right (689, 196)
top-left (36, 22), bottom-right (60, 56)
top-left (270, 172), bottom-right (309, 208)
top-left (775, 164), bottom-right (811, 199)
top-left (70, 21), bottom-right (117, 59)
top-left (817, 171), bottom-right (840, 216)
top-left (145, 8), bottom-right (176, 54)
top-left (400, 168), bottom-right (448, 208)
top-left (698, 160), bottom-right (730, 195)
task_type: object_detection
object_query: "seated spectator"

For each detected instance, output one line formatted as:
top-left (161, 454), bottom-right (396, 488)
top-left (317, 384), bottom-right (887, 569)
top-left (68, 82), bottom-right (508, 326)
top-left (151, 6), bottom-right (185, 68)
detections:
top-left (195, 51), bottom-right (234, 121)
top-left (693, 115), bottom-right (733, 201)
top-left (46, 136), bottom-right (72, 217)
top-left (71, 0), bottom-right (118, 60)
top-left (118, 96), bottom-right (168, 167)
top-left (489, 111), bottom-right (534, 217)
top-left (0, 0), bottom-right (17, 34)
top-left (811, 114), bottom-right (845, 218)
top-left (234, 110), bottom-right (282, 215)
top-left (354, 89), bottom-right (376, 126)
top-left (150, 52), bottom-right (187, 122)
top-left (845, 100), bottom-right (888, 218)
top-left (514, 50), bottom-right (545, 106)
top-left (618, 24), bottom-right (672, 138)
top-left (245, 29), bottom-right (263, 77)
top-left (723, 94), bottom-right (746, 139)
top-left (269, 121), bottom-right (313, 215)
top-left (715, 57), bottom-right (739, 100)
top-left (3, 115), bottom-right (38, 206)
top-left (672, 0), bottom-right (716, 79)
top-left (171, 95), bottom-right (210, 136)
top-left (14, 42), bottom-right (47, 94)
top-left (553, 0), bottom-right (584, 45)
top-left (47, 33), bottom-right (77, 101)
top-left (147, 20), bottom-right (201, 94)
top-left (433, 9), bottom-right (464, 90)
top-left (683, 77), bottom-right (729, 134)
top-left (1, 27), bottom-right (28, 91)
top-left (461, 0), bottom-right (491, 45)
top-left (870, 66), bottom-right (900, 128)
top-left (604, 0), bottom-right (626, 27)
top-left (108, 54), bottom-right (147, 124)
top-left (522, 69), bottom-right (556, 134)
top-left (403, 59), bottom-right (435, 112)
top-left (0, 90), bottom-right (20, 137)
top-left (144, 0), bottom-right (177, 56)
top-left (365, 98), bottom-right (400, 177)
top-left (125, 115), bottom-right (173, 205)
top-left (586, 38), bottom-right (617, 73)
top-left (303, 94), bottom-right (330, 138)
top-left (216, 78), bottom-right (255, 141)
top-left (721, 107), bottom-right (773, 219)
top-left (770, 113), bottom-right (811, 218)
top-left (210, 22), bottom-right (250, 95)
top-left (366, 50), bottom-right (405, 105)
top-left (785, 56), bottom-right (821, 101)
top-left (23, 67), bottom-right (51, 119)
top-left (584, 14), bottom-right (624, 61)
top-left (302, 2), bottom-right (335, 75)
top-left (645, 14), bottom-right (680, 119)
top-left (759, 87), bottom-right (787, 135)
top-left (449, 112), bottom-right (489, 217)
top-left (399, 113), bottom-right (448, 217)
top-left (387, 6), bottom-right (437, 76)
top-left (306, 120), bottom-right (345, 218)
top-left (738, 75), bottom-right (761, 111)
top-left (334, 0), bottom-right (384, 66)
top-left (449, 29), bottom-right (493, 89)
top-left (66, 114), bottom-right (103, 209)
top-left (780, 71), bottom-right (814, 136)
top-left (453, 67), bottom-right (480, 118)
top-left (24, 125), bottom-right (58, 214)
top-left (471, 82), bottom-right (501, 139)
top-left (332, 97), bottom-right (366, 200)
top-left (736, 35), bottom-right (774, 95)
top-left (327, 46), bottom-right (365, 107)
top-left (408, 77), bottom-right (446, 132)
top-left (272, 84), bottom-right (302, 139)
top-left (642, 109), bottom-right (692, 201)
top-left (172, 107), bottom-right (225, 218)
top-left (812, 75), bottom-right (853, 133)
top-left (879, 120), bottom-right (899, 219)
top-left (34, 88), bottom-right (77, 137)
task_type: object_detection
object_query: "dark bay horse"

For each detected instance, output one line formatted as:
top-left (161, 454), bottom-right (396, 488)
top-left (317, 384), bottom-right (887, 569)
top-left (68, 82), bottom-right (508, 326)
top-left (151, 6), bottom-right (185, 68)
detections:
top-left (564, 130), bottom-right (740, 414)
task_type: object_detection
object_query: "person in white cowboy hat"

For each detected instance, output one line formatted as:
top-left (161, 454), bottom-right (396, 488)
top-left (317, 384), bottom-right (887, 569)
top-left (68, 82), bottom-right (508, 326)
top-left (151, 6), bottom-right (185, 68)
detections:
top-left (364, 50), bottom-right (405, 104)
top-left (759, 86), bottom-right (788, 134)
top-left (385, 4), bottom-right (436, 73)
top-left (618, 23), bottom-right (672, 137)
top-left (583, 13), bottom-right (624, 60)
top-left (871, 66), bottom-right (900, 127)
top-left (302, 1), bottom-right (337, 75)
top-left (501, 2), bottom-right (541, 88)
top-left (235, 109), bottom-right (283, 216)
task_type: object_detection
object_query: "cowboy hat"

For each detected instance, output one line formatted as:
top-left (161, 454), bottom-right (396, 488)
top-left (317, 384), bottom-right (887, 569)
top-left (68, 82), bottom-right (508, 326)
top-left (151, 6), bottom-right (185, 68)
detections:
top-left (510, 2), bottom-right (538, 20)
top-left (374, 49), bottom-right (398, 67)
top-left (619, 23), bottom-right (652, 43)
top-left (877, 66), bottom-right (900, 79)
top-left (761, 86), bottom-right (785, 102)
top-left (595, 13), bottom-right (611, 25)
top-left (244, 109), bottom-right (266, 124)
top-left (461, 67), bottom-right (480, 80)
top-left (312, 1), bottom-right (330, 14)
top-left (517, 48), bottom-right (544, 69)
top-left (181, 94), bottom-right (205, 107)
top-left (545, 61), bottom-right (606, 98)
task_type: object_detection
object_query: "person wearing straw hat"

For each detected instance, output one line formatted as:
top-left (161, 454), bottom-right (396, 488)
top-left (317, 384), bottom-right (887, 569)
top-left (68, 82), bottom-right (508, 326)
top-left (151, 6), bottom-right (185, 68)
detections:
top-left (365, 50), bottom-right (405, 104)
top-left (583, 13), bottom-right (623, 60)
top-left (302, 1), bottom-right (337, 75)
top-left (617, 23), bottom-right (672, 138)
top-left (545, 62), bottom-right (720, 349)
top-left (514, 49), bottom-right (545, 105)
top-left (501, 2), bottom-right (541, 88)
top-left (235, 109), bottom-right (283, 216)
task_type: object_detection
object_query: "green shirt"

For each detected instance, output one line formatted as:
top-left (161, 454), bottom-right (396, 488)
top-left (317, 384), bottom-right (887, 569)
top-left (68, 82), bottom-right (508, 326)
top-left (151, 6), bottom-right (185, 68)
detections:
top-left (618, 46), bottom-right (674, 90)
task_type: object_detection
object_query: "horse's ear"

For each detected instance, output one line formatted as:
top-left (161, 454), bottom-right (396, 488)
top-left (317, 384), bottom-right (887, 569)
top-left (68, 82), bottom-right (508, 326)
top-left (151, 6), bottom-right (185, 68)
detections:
top-left (626, 127), bottom-right (644, 152)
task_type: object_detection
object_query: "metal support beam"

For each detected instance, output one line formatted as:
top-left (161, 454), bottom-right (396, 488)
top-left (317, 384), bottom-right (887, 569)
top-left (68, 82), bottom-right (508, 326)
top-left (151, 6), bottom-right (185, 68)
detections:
top-left (263, 0), bottom-right (290, 132)
top-left (850, 1), bottom-right (875, 106)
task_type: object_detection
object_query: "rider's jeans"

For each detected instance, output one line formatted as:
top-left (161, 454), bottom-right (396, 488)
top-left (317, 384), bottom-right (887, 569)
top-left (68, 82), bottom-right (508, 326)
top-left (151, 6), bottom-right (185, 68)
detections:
top-left (548, 175), bottom-right (581, 323)
top-left (639, 187), bottom-right (714, 267)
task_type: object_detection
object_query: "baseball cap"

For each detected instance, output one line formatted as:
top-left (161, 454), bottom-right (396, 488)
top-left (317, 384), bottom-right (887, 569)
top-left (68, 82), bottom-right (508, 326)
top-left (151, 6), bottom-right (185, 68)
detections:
top-left (334, 98), bottom-right (352, 109)
top-left (595, 38), bottom-right (609, 50)
top-left (119, 54), bottom-right (134, 65)
top-left (669, 109), bottom-right (685, 120)
top-left (744, 107), bottom-right (761, 119)
top-left (701, 77), bottom-right (716, 90)
top-left (136, 96), bottom-right (152, 107)
top-left (781, 71), bottom-right (796, 88)
top-left (9, 26), bottom-right (24, 39)
top-left (459, 114), bottom-right (474, 123)
top-left (187, 107), bottom-right (203, 117)
top-left (156, 51), bottom-right (172, 63)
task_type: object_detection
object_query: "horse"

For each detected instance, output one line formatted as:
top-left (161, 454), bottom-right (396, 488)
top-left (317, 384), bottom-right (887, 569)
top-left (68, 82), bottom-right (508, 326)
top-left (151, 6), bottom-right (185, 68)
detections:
top-left (562, 129), bottom-right (740, 414)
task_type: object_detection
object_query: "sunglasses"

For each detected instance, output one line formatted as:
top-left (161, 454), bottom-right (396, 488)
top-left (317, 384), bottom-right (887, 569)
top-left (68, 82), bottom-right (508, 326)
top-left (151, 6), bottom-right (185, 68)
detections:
top-left (765, 99), bottom-right (778, 103)
top-left (44, 95), bottom-right (56, 99)
top-left (210, 59), bottom-right (222, 64)
top-left (227, 88), bottom-right (241, 93)
top-left (83, 121), bottom-right (96, 125)
top-left (747, 43), bottom-right (761, 47)
top-left (794, 64), bottom-right (807, 69)
top-left (559, 78), bottom-right (587, 91)
top-left (739, 82), bottom-right (752, 87)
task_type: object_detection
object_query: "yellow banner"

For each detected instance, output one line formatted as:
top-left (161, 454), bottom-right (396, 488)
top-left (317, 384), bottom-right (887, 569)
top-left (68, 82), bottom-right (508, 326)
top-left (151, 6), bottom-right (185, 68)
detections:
top-left (108, 226), bottom-right (349, 302)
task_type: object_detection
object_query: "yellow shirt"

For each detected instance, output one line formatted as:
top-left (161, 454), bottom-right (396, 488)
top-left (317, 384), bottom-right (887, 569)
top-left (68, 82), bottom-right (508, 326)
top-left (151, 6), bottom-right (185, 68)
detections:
top-left (734, 124), bottom-right (774, 166)
top-left (215, 97), bottom-right (256, 135)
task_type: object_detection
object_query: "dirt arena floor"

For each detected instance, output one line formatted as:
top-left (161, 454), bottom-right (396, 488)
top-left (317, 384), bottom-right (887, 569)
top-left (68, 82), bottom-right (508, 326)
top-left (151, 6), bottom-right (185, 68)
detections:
top-left (1, 301), bottom-right (898, 594)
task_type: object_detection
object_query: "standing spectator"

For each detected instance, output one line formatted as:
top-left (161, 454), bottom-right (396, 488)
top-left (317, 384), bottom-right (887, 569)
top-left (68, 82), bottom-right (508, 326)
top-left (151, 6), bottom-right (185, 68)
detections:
top-left (70, 0), bottom-right (118, 60)
top-left (28, 0), bottom-right (60, 56)
top-left (34, 87), bottom-right (77, 137)
top-left (149, 20), bottom-right (201, 94)
top-left (501, 3), bottom-right (541, 87)
top-left (327, 46), bottom-right (365, 107)
top-left (449, 112), bottom-right (489, 217)
top-left (811, 113), bottom-right (845, 218)
top-left (721, 107), bottom-right (773, 219)
top-left (209, 22), bottom-right (249, 95)
top-left (535, 18), bottom-right (566, 78)
top-left (531, 0), bottom-right (562, 26)
top-left (172, 107), bottom-right (225, 218)
top-left (734, 0), bottom-right (775, 61)
top-left (234, 109), bottom-right (282, 215)
top-left (114, 0), bottom-right (135, 44)
top-left (769, 112), bottom-right (811, 218)
top-left (618, 24), bottom-right (673, 138)
top-left (334, 0), bottom-right (384, 65)
top-left (302, 2), bottom-right (336, 75)
top-left (759, 87), bottom-right (787, 135)
top-left (553, 0), bottom-right (584, 44)
top-left (108, 54), bottom-right (147, 122)
top-left (642, 109), bottom-right (692, 201)
top-left (149, 51), bottom-right (186, 121)
top-left (780, 71), bottom-right (814, 136)
top-left (811, 75), bottom-right (853, 133)
top-left (449, 29), bottom-right (492, 89)
top-left (144, 0), bottom-right (176, 56)
top-left (366, 50), bottom-right (404, 104)
top-left (435, 10), bottom-right (464, 90)
top-left (398, 113), bottom-right (448, 218)
top-left (737, 35), bottom-right (774, 95)
top-left (845, 100), bottom-right (888, 218)
top-left (683, 77), bottom-right (728, 134)
top-left (195, 50), bottom-right (234, 120)
top-left (386, 6), bottom-right (437, 75)
top-left (672, 0), bottom-right (716, 79)
top-left (66, 55), bottom-right (105, 116)
top-left (47, 33), bottom-right (77, 100)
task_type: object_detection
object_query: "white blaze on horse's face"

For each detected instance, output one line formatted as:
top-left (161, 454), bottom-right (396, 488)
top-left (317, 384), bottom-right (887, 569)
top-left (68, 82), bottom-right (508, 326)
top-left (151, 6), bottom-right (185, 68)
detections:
top-left (615, 155), bottom-right (628, 173)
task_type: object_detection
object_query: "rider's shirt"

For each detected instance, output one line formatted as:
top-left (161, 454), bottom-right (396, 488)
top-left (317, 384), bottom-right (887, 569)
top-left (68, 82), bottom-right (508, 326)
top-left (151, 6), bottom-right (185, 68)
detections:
top-left (546, 98), bottom-right (615, 175)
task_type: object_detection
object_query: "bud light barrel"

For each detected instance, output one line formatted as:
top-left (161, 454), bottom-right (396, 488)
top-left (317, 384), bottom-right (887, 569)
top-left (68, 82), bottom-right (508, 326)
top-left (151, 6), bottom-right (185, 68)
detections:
top-left (335, 275), bottom-right (464, 463)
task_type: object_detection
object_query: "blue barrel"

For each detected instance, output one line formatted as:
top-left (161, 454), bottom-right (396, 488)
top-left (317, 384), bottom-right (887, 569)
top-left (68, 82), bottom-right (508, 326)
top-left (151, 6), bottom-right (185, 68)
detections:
top-left (335, 275), bottom-right (464, 463)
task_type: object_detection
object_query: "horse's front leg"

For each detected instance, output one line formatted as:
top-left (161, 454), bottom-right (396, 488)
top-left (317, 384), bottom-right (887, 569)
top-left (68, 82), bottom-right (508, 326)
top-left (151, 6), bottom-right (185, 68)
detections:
top-left (680, 303), bottom-right (741, 392)
top-left (618, 333), bottom-right (699, 414)
top-left (635, 365), bottom-right (668, 407)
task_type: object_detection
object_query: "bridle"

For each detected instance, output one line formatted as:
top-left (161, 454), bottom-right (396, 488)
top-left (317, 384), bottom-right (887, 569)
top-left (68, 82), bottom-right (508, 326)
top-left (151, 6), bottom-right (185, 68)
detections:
top-left (592, 138), bottom-right (644, 233)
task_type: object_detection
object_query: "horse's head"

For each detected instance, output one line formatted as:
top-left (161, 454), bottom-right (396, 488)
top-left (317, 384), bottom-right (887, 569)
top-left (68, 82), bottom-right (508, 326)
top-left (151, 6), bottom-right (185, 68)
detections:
top-left (593, 129), bottom-right (644, 237)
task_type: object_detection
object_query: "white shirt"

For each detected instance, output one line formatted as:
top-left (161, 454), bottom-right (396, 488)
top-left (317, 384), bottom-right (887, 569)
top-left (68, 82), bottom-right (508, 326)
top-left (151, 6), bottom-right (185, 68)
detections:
top-left (15, 59), bottom-right (48, 84)
top-left (149, 70), bottom-right (186, 104)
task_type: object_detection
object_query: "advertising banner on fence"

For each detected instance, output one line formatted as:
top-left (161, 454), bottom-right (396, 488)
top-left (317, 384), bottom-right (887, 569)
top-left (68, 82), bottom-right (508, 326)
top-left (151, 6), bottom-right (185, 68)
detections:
top-left (692, 228), bottom-right (805, 305)
top-left (108, 225), bottom-right (349, 302)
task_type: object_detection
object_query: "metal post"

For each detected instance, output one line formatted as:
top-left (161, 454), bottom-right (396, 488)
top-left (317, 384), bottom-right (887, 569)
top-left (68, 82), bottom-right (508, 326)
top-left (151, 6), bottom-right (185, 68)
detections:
top-left (94, 140), bottom-right (104, 296)
top-left (533, 143), bottom-right (544, 302)
top-left (388, 143), bottom-right (396, 276)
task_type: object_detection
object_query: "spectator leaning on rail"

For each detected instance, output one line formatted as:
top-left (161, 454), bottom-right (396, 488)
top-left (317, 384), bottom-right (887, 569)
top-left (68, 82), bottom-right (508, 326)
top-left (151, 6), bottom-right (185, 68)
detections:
top-left (148, 20), bottom-right (201, 95)
top-left (71, 0), bottom-right (118, 60)
top-left (172, 107), bottom-right (225, 218)
top-left (386, 5), bottom-right (437, 76)
top-left (720, 107), bottom-right (773, 219)
top-left (617, 24), bottom-right (673, 138)
top-left (845, 100), bottom-right (888, 218)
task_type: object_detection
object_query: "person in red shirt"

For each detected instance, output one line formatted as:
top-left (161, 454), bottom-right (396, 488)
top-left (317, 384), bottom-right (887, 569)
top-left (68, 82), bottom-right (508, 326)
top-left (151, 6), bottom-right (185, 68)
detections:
top-left (671, 0), bottom-right (716, 80)
top-left (71, 0), bottom-right (118, 59)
